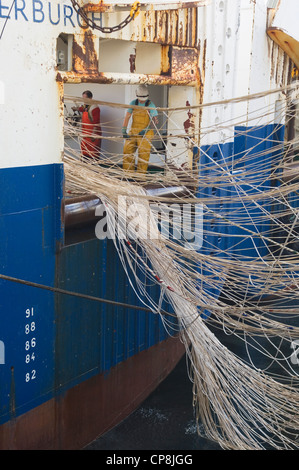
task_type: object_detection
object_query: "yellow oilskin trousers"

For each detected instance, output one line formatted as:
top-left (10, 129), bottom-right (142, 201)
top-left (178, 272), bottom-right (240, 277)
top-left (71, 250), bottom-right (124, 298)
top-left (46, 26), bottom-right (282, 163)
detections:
top-left (123, 106), bottom-right (154, 173)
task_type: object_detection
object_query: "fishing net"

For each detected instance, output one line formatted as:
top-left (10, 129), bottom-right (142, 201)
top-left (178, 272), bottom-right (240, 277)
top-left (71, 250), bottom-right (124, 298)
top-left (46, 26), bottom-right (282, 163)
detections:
top-left (63, 81), bottom-right (299, 449)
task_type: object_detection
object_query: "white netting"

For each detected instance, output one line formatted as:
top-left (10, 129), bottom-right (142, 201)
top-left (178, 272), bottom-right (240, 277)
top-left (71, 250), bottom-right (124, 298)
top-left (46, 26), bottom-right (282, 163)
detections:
top-left (63, 82), bottom-right (299, 449)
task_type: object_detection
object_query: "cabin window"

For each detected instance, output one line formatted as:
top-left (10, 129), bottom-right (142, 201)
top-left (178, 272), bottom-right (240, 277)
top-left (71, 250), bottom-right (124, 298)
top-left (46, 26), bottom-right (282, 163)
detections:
top-left (57, 33), bottom-right (73, 71)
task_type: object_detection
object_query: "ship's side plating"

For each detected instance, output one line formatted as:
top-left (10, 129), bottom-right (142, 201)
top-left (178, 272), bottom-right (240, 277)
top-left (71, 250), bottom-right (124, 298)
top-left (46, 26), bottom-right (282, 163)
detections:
top-left (197, 0), bottom-right (293, 307)
top-left (0, 0), bottom-right (189, 449)
top-left (0, 0), bottom-right (295, 449)
top-left (0, 0), bottom-right (65, 446)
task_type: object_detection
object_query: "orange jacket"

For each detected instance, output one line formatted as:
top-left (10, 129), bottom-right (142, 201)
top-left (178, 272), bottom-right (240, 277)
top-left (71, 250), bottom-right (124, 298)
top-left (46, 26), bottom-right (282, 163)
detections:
top-left (80, 105), bottom-right (101, 157)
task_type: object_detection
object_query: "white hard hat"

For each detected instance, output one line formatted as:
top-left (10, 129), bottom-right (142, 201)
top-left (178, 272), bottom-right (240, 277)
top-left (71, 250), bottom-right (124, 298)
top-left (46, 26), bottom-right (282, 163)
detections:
top-left (136, 85), bottom-right (149, 99)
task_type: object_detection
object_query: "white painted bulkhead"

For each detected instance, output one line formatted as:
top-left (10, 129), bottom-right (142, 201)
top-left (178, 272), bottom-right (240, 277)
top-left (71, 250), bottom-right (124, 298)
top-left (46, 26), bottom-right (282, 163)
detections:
top-left (0, 11), bottom-right (64, 169)
top-left (198, 0), bottom-right (289, 149)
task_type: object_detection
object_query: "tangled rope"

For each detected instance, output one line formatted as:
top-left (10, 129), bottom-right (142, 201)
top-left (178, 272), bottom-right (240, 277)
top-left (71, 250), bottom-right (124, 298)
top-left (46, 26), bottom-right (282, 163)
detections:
top-left (63, 81), bottom-right (299, 449)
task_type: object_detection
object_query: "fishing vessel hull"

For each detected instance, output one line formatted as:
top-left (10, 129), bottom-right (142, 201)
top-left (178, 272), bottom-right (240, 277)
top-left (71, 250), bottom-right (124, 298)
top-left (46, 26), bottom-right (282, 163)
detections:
top-left (0, 0), bottom-right (297, 451)
top-left (0, 161), bottom-right (184, 449)
top-left (0, 333), bottom-right (184, 450)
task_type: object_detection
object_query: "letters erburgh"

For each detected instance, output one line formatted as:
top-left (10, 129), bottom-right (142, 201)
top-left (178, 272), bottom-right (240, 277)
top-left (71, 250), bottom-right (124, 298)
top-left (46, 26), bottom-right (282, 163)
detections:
top-left (106, 455), bottom-right (140, 467)
top-left (0, 0), bottom-right (101, 27)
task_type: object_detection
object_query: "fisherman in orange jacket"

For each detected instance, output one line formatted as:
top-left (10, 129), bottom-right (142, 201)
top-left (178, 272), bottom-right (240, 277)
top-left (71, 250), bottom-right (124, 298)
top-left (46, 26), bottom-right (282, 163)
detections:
top-left (72, 90), bottom-right (101, 159)
top-left (122, 85), bottom-right (158, 173)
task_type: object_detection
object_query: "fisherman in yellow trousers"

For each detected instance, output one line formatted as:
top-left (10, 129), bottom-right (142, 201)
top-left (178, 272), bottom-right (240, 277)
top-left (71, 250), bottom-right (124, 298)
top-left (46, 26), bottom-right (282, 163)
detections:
top-left (122, 85), bottom-right (158, 173)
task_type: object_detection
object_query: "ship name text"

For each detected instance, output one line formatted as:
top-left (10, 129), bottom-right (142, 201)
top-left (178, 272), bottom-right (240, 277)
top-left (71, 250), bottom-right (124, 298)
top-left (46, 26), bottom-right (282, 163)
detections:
top-left (0, 0), bottom-right (98, 27)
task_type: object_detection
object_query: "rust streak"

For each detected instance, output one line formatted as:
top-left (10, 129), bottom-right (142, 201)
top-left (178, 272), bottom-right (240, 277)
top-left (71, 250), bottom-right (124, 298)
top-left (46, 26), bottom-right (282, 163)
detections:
top-left (56, 71), bottom-right (196, 86)
top-left (83, 1), bottom-right (112, 13)
top-left (161, 45), bottom-right (171, 75)
top-left (131, 7), bottom-right (197, 47)
top-left (183, 100), bottom-right (195, 135)
top-left (129, 54), bottom-right (136, 73)
top-left (72, 31), bottom-right (99, 74)
top-left (171, 46), bottom-right (199, 82)
top-left (57, 80), bottom-right (64, 119)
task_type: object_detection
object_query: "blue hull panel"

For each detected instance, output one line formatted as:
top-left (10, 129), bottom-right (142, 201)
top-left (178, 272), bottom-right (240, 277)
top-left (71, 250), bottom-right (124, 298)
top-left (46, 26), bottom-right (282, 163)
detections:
top-left (0, 163), bottom-right (176, 426)
top-left (198, 124), bottom-right (285, 315)
top-left (0, 164), bottom-right (63, 422)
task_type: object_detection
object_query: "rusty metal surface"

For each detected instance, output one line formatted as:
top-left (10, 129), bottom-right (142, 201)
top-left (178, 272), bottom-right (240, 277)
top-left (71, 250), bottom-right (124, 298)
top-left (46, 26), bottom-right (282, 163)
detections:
top-left (84, 1), bottom-right (208, 13)
top-left (267, 29), bottom-right (293, 84)
top-left (57, 70), bottom-right (198, 85)
top-left (57, 3), bottom-right (200, 85)
top-left (267, 0), bottom-right (299, 70)
top-left (133, 8), bottom-right (198, 47)
top-left (72, 31), bottom-right (99, 74)
top-left (172, 46), bottom-right (199, 83)
top-left (0, 336), bottom-right (184, 450)
top-left (268, 28), bottom-right (299, 70)
top-left (58, 40), bottom-right (199, 85)
top-left (83, 1), bottom-right (114, 13)
top-left (73, 4), bottom-right (198, 46)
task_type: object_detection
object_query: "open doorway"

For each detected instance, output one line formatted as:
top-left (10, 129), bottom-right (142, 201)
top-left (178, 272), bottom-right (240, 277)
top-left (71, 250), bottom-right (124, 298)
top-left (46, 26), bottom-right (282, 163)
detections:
top-left (64, 82), bottom-right (198, 174)
top-left (64, 83), bottom-right (169, 168)
top-left (63, 82), bottom-right (198, 244)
